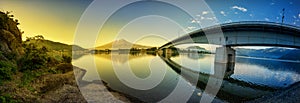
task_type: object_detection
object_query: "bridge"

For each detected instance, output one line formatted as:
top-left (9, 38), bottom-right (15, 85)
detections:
top-left (159, 21), bottom-right (300, 67)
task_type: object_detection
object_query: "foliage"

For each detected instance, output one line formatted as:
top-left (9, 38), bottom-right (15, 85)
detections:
top-left (62, 55), bottom-right (72, 63)
top-left (18, 43), bottom-right (49, 71)
top-left (25, 36), bottom-right (85, 52)
top-left (20, 70), bottom-right (43, 87)
top-left (0, 94), bottom-right (18, 103)
top-left (0, 11), bottom-right (19, 30)
top-left (0, 61), bottom-right (17, 82)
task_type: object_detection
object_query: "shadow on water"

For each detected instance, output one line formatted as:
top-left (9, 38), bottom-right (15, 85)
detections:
top-left (236, 57), bottom-right (300, 74)
top-left (158, 52), bottom-right (289, 102)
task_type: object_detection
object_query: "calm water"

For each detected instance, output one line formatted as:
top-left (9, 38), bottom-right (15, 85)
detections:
top-left (72, 53), bottom-right (300, 102)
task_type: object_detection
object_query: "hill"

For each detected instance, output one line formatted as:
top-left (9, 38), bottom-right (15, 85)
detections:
top-left (95, 39), bottom-right (153, 50)
top-left (24, 38), bottom-right (86, 52)
top-left (236, 48), bottom-right (300, 61)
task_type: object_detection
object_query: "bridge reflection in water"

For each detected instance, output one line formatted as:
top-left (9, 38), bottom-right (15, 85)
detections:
top-left (156, 21), bottom-right (300, 101)
top-left (158, 51), bottom-right (276, 102)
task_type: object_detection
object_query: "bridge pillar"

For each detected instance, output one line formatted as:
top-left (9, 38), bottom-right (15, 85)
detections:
top-left (214, 47), bottom-right (235, 78)
top-left (162, 48), bottom-right (172, 58)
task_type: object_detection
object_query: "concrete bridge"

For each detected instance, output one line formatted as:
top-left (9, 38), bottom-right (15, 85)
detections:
top-left (159, 21), bottom-right (300, 66)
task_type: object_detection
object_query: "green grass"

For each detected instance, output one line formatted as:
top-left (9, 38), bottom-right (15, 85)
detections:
top-left (0, 94), bottom-right (18, 103)
top-left (0, 61), bottom-right (17, 84)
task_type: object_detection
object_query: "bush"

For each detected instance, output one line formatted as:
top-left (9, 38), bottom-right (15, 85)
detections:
top-left (0, 61), bottom-right (17, 81)
top-left (0, 94), bottom-right (18, 103)
top-left (18, 43), bottom-right (49, 71)
top-left (62, 55), bottom-right (72, 63)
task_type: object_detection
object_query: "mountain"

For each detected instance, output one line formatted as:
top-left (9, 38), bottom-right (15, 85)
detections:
top-left (236, 48), bottom-right (300, 61)
top-left (95, 39), bottom-right (153, 50)
top-left (279, 49), bottom-right (300, 61)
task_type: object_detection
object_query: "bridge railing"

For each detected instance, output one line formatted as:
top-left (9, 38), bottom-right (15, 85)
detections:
top-left (220, 21), bottom-right (300, 30)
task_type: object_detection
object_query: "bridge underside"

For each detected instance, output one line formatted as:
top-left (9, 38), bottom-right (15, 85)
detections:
top-left (160, 30), bottom-right (300, 49)
top-left (160, 22), bottom-right (300, 49)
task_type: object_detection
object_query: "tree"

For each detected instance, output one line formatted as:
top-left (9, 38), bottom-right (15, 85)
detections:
top-left (18, 43), bottom-right (49, 71)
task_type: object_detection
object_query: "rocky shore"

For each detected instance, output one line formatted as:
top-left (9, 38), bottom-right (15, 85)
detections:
top-left (37, 66), bottom-right (144, 103)
top-left (247, 82), bottom-right (300, 103)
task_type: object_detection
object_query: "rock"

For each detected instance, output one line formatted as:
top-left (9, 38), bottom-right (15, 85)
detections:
top-left (0, 12), bottom-right (23, 60)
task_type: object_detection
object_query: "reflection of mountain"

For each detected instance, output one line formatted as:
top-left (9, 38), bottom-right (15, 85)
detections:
top-left (95, 39), bottom-right (152, 50)
top-left (236, 48), bottom-right (300, 61)
top-left (186, 46), bottom-right (206, 52)
top-left (236, 57), bottom-right (300, 74)
top-left (94, 53), bottom-right (155, 64)
top-left (180, 53), bottom-right (205, 60)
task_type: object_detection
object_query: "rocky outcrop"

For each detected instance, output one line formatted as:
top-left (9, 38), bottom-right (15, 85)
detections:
top-left (0, 12), bottom-right (23, 60)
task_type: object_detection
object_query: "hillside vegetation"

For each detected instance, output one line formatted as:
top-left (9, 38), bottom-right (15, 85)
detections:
top-left (0, 11), bottom-right (86, 102)
top-left (24, 36), bottom-right (85, 52)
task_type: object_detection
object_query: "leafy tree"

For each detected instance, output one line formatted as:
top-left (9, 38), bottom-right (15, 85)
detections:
top-left (18, 43), bottom-right (49, 71)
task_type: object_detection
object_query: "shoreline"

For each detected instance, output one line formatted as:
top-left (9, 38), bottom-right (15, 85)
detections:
top-left (247, 81), bottom-right (300, 103)
top-left (72, 66), bottom-right (145, 103)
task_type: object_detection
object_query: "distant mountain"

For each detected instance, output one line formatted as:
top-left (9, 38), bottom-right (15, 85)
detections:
top-left (236, 48), bottom-right (300, 61)
top-left (279, 49), bottom-right (300, 61)
top-left (95, 39), bottom-right (153, 50)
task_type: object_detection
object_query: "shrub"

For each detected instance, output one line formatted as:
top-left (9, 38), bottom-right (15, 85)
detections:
top-left (0, 61), bottom-right (17, 81)
top-left (62, 55), bottom-right (72, 63)
top-left (0, 94), bottom-right (18, 103)
top-left (18, 43), bottom-right (49, 71)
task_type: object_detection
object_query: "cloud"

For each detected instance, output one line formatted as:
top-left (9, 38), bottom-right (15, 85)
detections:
top-left (265, 18), bottom-right (270, 21)
top-left (232, 5), bottom-right (247, 12)
top-left (200, 16), bottom-right (205, 20)
top-left (225, 19), bottom-right (233, 23)
top-left (220, 11), bottom-right (226, 16)
top-left (187, 26), bottom-right (196, 30)
top-left (299, 14), bottom-right (300, 18)
top-left (202, 11), bottom-right (209, 15)
top-left (191, 19), bottom-right (200, 23)
top-left (206, 17), bottom-right (214, 20)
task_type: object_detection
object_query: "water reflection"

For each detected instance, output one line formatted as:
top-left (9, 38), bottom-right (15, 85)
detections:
top-left (72, 52), bottom-right (300, 102)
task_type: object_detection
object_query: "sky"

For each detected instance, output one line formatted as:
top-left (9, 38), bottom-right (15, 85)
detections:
top-left (0, 0), bottom-right (299, 48)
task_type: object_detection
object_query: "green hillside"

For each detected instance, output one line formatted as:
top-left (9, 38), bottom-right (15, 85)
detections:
top-left (24, 37), bottom-right (86, 52)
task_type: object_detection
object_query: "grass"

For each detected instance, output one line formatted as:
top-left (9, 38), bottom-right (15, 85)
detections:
top-left (0, 94), bottom-right (18, 103)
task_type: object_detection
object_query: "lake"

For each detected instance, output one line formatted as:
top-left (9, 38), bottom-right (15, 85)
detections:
top-left (72, 52), bottom-right (300, 102)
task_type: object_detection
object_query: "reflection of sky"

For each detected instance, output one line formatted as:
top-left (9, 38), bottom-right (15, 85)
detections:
top-left (170, 54), bottom-right (300, 88)
top-left (232, 62), bottom-right (300, 88)
top-left (170, 54), bottom-right (215, 74)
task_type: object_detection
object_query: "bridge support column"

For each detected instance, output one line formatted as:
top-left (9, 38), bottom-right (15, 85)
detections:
top-left (162, 48), bottom-right (172, 58)
top-left (214, 47), bottom-right (235, 78)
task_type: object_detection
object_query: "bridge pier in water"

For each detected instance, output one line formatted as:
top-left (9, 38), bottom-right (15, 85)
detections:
top-left (159, 48), bottom-right (174, 59)
top-left (214, 46), bottom-right (235, 78)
